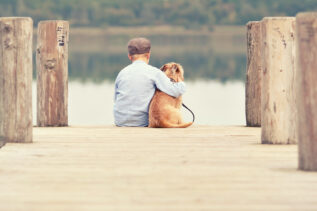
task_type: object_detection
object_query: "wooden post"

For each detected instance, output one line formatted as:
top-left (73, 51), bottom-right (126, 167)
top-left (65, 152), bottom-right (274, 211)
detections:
top-left (296, 12), bottom-right (317, 171)
top-left (37, 21), bottom-right (69, 127)
top-left (246, 21), bottom-right (262, 127)
top-left (0, 17), bottom-right (33, 143)
top-left (261, 17), bottom-right (297, 144)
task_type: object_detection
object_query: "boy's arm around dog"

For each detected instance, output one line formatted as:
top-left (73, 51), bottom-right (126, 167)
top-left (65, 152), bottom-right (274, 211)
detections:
top-left (152, 70), bottom-right (186, 98)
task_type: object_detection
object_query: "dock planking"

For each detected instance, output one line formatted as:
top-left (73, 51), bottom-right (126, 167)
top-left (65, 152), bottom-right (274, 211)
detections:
top-left (0, 126), bottom-right (317, 211)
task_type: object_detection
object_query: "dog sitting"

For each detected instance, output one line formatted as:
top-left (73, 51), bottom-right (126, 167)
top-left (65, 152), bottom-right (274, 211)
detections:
top-left (148, 62), bottom-right (193, 128)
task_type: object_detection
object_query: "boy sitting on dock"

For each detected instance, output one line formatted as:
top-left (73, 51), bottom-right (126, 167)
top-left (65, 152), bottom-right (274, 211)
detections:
top-left (113, 37), bottom-right (186, 127)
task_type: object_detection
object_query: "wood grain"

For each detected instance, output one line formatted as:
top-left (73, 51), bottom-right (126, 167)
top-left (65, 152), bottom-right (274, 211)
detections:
top-left (0, 126), bottom-right (317, 211)
top-left (246, 21), bottom-right (262, 127)
top-left (0, 17), bottom-right (33, 143)
top-left (37, 20), bottom-right (69, 127)
top-left (296, 12), bottom-right (317, 171)
top-left (261, 17), bottom-right (297, 144)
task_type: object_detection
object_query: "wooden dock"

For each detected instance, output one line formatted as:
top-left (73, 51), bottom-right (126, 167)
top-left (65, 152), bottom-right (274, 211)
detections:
top-left (0, 126), bottom-right (317, 211)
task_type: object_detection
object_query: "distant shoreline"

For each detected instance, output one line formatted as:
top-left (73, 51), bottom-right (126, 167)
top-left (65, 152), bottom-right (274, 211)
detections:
top-left (33, 25), bottom-right (245, 36)
top-left (69, 25), bottom-right (245, 36)
top-left (32, 25), bottom-right (246, 55)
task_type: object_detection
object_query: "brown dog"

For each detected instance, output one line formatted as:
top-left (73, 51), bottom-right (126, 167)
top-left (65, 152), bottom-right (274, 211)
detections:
top-left (148, 62), bottom-right (193, 128)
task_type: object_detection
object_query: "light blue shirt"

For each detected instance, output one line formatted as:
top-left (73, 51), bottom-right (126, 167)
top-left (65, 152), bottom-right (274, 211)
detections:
top-left (114, 60), bottom-right (186, 127)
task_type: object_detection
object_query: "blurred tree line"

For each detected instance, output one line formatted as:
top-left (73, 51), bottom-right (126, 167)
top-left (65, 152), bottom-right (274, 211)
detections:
top-left (1, 0), bottom-right (317, 29)
top-left (66, 52), bottom-right (245, 83)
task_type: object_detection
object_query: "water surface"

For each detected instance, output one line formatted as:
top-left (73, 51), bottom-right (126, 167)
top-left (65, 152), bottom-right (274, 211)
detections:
top-left (32, 80), bottom-right (245, 126)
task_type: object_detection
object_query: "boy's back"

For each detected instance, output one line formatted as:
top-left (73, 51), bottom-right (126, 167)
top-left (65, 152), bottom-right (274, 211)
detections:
top-left (114, 60), bottom-right (159, 127)
top-left (113, 37), bottom-right (186, 127)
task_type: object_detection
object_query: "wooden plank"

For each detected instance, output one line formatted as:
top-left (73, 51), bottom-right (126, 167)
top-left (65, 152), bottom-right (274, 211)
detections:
top-left (0, 126), bottom-right (317, 211)
top-left (296, 12), bottom-right (317, 171)
top-left (261, 17), bottom-right (297, 144)
top-left (246, 21), bottom-right (261, 127)
top-left (0, 17), bottom-right (33, 143)
top-left (37, 20), bottom-right (69, 127)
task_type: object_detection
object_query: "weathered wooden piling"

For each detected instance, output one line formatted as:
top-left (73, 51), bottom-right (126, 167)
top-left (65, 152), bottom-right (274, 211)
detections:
top-left (246, 21), bottom-right (262, 127)
top-left (261, 17), bottom-right (297, 144)
top-left (296, 12), bottom-right (317, 171)
top-left (37, 21), bottom-right (69, 127)
top-left (0, 17), bottom-right (33, 143)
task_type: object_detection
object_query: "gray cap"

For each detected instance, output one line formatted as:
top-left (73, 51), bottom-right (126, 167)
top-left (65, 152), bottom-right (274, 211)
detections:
top-left (127, 37), bottom-right (151, 55)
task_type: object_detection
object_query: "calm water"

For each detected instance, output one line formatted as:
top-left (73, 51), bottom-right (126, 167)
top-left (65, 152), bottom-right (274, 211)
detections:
top-left (32, 80), bottom-right (245, 125)
top-left (32, 32), bottom-right (247, 125)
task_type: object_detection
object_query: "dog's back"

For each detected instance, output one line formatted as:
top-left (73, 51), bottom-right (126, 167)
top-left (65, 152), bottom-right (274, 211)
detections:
top-left (148, 63), bottom-right (193, 128)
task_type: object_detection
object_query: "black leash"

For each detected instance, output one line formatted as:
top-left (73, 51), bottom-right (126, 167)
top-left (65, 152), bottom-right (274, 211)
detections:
top-left (169, 78), bottom-right (195, 122)
top-left (182, 103), bottom-right (195, 122)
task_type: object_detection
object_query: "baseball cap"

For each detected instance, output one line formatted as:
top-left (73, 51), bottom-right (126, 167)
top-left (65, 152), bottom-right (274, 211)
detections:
top-left (127, 37), bottom-right (151, 55)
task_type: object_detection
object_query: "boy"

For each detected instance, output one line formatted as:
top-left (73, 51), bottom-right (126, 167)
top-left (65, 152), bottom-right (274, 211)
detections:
top-left (113, 37), bottom-right (186, 127)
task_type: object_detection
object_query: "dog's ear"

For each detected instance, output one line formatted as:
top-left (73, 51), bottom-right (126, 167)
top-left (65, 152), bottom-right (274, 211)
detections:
top-left (160, 64), bottom-right (168, 72)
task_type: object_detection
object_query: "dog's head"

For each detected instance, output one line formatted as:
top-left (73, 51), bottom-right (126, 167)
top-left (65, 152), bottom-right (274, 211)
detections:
top-left (160, 62), bottom-right (184, 82)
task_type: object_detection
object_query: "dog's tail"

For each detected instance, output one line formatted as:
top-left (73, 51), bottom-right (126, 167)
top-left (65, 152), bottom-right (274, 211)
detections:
top-left (160, 120), bottom-right (193, 128)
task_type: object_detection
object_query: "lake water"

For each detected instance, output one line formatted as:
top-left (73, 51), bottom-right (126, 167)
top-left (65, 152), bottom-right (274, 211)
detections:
top-left (32, 30), bottom-right (247, 126)
top-left (32, 80), bottom-right (245, 126)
